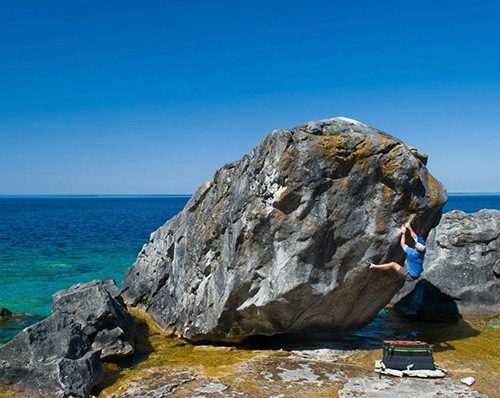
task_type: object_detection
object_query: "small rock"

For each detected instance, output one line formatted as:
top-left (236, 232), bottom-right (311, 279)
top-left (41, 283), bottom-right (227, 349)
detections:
top-left (0, 279), bottom-right (138, 397)
top-left (0, 314), bottom-right (103, 397)
top-left (461, 376), bottom-right (476, 386)
top-left (53, 279), bottom-right (136, 360)
top-left (195, 382), bottom-right (228, 393)
top-left (0, 308), bottom-right (13, 318)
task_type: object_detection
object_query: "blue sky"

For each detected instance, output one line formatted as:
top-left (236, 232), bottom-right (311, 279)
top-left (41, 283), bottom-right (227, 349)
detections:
top-left (1, 0), bottom-right (499, 194)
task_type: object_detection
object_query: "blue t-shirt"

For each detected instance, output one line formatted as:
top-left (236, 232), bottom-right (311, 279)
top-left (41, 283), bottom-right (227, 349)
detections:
top-left (404, 247), bottom-right (425, 278)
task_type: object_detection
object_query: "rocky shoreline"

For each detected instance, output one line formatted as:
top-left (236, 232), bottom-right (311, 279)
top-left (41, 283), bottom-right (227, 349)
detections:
top-left (96, 309), bottom-right (499, 398)
top-left (99, 351), bottom-right (490, 398)
top-left (0, 280), bottom-right (135, 397)
top-left (2, 275), bottom-right (498, 397)
top-left (1, 117), bottom-right (499, 397)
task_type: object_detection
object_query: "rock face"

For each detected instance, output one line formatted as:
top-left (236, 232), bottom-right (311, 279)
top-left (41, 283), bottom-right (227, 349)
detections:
top-left (0, 279), bottom-right (135, 397)
top-left (121, 117), bottom-right (447, 343)
top-left (393, 210), bottom-right (500, 318)
top-left (0, 315), bottom-right (103, 397)
top-left (53, 279), bottom-right (136, 360)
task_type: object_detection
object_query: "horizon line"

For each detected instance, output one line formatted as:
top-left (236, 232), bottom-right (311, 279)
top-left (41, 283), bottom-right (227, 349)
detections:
top-left (1, 192), bottom-right (500, 197)
top-left (0, 194), bottom-right (193, 198)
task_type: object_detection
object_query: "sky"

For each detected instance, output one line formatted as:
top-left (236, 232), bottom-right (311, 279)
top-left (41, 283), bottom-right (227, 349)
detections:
top-left (0, 0), bottom-right (499, 195)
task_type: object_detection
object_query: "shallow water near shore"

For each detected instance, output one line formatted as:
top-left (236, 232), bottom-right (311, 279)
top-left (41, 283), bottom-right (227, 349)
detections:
top-left (0, 195), bottom-right (191, 344)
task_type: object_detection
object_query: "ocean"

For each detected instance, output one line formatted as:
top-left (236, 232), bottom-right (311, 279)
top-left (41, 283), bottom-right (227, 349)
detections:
top-left (1, 193), bottom-right (499, 344)
top-left (0, 195), bottom-right (190, 343)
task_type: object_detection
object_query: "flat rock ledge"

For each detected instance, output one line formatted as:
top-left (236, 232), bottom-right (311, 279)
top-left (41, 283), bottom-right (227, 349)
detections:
top-left (122, 116), bottom-right (447, 343)
top-left (0, 279), bottom-right (136, 398)
top-left (339, 376), bottom-right (487, 398)
top-left (101, 346), bottom-right (488, 398)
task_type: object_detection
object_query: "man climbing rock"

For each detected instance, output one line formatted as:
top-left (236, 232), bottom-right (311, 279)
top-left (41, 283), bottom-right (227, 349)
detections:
top-left (370, 222), bottom-right (426, 282)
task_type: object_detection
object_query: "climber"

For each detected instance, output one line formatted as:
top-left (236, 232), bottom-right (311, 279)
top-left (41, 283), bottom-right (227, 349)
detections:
top-left (370, 222), bottom-right (426, 282)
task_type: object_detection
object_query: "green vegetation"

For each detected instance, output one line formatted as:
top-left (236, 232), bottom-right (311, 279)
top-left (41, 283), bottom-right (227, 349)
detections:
top-left (190, 191), bottom-right (208, 212)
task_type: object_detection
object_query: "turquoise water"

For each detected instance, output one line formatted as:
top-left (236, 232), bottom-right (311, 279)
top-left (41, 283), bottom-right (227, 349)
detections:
top-left (0, 193), bottom-right (498, 344)
top-left (0, 195), bottom-right (189, 343)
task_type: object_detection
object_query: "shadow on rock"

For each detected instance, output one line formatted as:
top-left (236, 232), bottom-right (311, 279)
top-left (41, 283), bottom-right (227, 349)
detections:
top-left (394, 279), bottom-right (461, 323)
top-left (389, 313), bottom-right (480, 354)
top-left (94, 312), bottom-right (156, 394)
top-left (237, 303), bottom-right (480, 356)
top-left (240, 332), bottom-right (382, 353)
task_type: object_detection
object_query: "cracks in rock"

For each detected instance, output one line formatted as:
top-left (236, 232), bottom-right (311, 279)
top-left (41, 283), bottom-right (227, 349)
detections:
top-left (166, 242), bottom-right (175, 261)
top-left (378, 141), bottom-right (403, 156)
top-left (235, 229), bottom-right (246, 252)
top-left (272, 188), bottom-right (302, 214)
top-left (155, 270), bottom-right (170, 290)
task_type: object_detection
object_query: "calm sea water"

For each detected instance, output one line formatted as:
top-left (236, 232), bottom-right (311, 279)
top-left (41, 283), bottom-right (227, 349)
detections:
top-left (443, 193), bottom-right (500, 213)
top-left (0, 193), bottom-right (498, 343)
top-left (0, 195), bottom-right (190, 343)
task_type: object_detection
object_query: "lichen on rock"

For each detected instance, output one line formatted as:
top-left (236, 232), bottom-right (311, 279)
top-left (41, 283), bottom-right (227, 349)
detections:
top-left (121, 117), bottom-right (447, 343)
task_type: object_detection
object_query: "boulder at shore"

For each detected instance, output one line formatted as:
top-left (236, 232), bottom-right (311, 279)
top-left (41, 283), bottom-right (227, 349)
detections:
top-left (394, 209), bottom-right (500, 319)
top-left (0, 279), bottom-right (135, 397)
top-left (53, 279), bottom-right (136, 360)
top-left (121, 117), bottom-right (447, 343)
top-left (0, 314), bottom-right (103, 398)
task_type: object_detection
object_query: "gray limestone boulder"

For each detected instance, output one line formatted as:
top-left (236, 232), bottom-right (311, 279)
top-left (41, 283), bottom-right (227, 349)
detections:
top-left (393, 209), bottom-right (500, 318)
top-left (121, 117), bottom-right (447, 343)
top-left (0, 279), bottom-right (136, 397)
top-left (52, 279), bottom-right (136, 360)
top-left (0, 314), bottom-right (103, 397)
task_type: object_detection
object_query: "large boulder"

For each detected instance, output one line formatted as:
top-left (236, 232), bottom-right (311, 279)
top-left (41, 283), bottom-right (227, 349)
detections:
top-left (121, 117), bottom-right (447, 343)
top-left (0, 314), bottom-right (103, 398)
top-left (53, 279), bottom-right (136, 360)
top-left (393, 210), bottom-right (500, 318)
